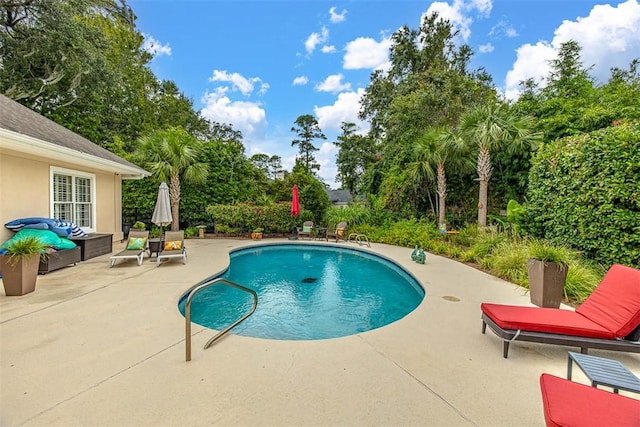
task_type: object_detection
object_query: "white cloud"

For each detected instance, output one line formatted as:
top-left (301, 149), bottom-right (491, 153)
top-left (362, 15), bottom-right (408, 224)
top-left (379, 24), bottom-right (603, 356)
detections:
top-left (314, 88), bottom-right (369, 134)
top-left (200, 88), bottom-right (267, 142)
top-left (489, 20), bottom-right (518, 38)
top-left (504, 42), bottom-right (556, 100)
top-left (142, 34), bottom-right (172, 57)
top-left (329, 6), bottom-right (347, 23)
top-left (305, 26), bottom-right (329, 54)
top-left (504, 0), bottom-right (640, 100)
top-left (209, 70), bottom-right (267, 96)
top-left (423, 0), bottom-right (493, 42)
top-left (343, 36), bottom-right (392, 70)
top-left (315, 74), bottom-right (352, 94)
top-left (293, 76), bottom-right (309, 86)
top-left (321, 45), bottom-right (337, 53)
top-left (479, 43), bottom-right (494, 53)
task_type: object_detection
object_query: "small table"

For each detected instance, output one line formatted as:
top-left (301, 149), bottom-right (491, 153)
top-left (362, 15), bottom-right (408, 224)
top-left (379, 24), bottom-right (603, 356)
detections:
top-left (147, 238), bottom-right (164, 259)
top-left (313, 227), bottom-right (327, 240)
top-left (567, 351), bottom-right (640, 394)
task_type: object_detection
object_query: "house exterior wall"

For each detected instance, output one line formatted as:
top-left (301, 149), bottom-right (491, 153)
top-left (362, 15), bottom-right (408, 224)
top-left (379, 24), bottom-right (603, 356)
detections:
top-left (0, 148), bottom-right (124, 243)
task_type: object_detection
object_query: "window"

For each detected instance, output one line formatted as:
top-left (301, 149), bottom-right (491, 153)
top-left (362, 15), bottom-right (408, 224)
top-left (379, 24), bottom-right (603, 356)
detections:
top-left (51, 167), bottom-right (95, 231)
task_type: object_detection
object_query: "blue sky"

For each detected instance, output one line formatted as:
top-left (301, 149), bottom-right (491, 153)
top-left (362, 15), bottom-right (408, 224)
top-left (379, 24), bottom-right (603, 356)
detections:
top-left (130, 0), bottom-right (640, 189)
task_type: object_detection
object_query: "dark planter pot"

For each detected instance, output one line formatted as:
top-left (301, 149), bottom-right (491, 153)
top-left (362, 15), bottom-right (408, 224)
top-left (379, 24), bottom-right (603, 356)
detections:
top-left (0, 253), bottom-right (40, 296)
top-left (122, 224), bottom-right (131, 241)
top-left (527, 258), bottom-right (568, 308)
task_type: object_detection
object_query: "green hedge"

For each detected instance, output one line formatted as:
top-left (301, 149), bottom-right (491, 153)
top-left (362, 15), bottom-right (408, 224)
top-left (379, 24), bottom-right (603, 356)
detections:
top-left (205, 202), bottom-right (313, 234)
top-left (524, 122), bottom-right (640, 268)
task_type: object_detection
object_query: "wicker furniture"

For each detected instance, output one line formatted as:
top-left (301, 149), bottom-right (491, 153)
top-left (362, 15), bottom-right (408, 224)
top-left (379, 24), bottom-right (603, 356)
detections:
top-left (38, 247), bottom-right (81, 274)
top-left (70, 233), bottom-right (113, 261)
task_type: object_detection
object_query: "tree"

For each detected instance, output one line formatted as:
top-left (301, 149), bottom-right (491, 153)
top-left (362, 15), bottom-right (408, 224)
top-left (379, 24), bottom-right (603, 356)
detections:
top-left (357, 11), bottom-right (494, 216)
top-left (250, 153), bottom-right (270, 177)
top-left (407, 127), bottom-right (470, 225)
top-left (135, 127), bottom-right (209, 230)
top-left (460, 103), bottom-right (542, 227)
top-left (334, 122), bottom-right (376, 193)
top-left (268, 155), bottom-right (283, 179)
top-left (291, 114), bottom-right (325, 174)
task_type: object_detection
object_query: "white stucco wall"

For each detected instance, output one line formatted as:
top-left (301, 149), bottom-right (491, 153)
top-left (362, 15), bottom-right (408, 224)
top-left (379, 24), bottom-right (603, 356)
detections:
top-left (0, 148), bottom-right (124, 243)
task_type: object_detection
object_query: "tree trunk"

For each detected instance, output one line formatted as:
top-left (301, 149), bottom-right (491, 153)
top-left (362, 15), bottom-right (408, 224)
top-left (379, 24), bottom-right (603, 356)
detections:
top-left (170, 174), bottom-right (181, 231)
top-left (477, 145), bottom-right (493, 227)
top-left (436, 162), bottom-right (446, 225)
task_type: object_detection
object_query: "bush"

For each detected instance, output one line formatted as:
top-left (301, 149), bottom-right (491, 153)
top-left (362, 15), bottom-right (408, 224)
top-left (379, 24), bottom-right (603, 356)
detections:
top-left (525, 122), bottom-right (640, 268)
top-left (205, 202), bottom-right (313, 234)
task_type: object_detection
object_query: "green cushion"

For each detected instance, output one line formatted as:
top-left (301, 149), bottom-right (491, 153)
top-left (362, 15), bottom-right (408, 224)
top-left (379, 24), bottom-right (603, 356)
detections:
top-left (57, 238), bottom-right (77, 250)
top-left (0, 229), bottom-right (76, 250)
top-left (126, 237), bottom-right (146, 250)
top-left (302, 225), bottom-right (312, 233)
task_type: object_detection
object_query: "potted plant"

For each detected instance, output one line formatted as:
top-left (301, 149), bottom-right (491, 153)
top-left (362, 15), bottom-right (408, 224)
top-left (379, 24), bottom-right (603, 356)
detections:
top-left (527, 240), bottom-right (569, 308)
top-left (132, 221), bottom-right (146, 230)
top-left (251, 228), bottom-right (263, 240)
top-left (0, 236), bottom-right (47, 296)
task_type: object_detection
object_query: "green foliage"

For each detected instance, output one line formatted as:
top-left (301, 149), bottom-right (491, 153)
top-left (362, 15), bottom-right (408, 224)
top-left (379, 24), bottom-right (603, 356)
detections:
top-left (2, 236), bottom-right (47, 262)
top-left (334, 122), bottom-right (377, 193)
top-left (324, 205), bottom-right (371, 229)
top-left (527, 239), bottom-right (571, 264)
top-left (461, 232), bottom-right (507, 263)
top-left (291, 114), bottom-right (325, 174)
top-left (184, 226), bottom-right (199, 238)
top-left (480, 240), bottom-right (529, 286)
top-left (132, 221), bottom-right (146, 229)
top-left (206, 203), bottom-right (310, 234)
top-left (563, 260), bottom-right (604, 303)
top-left (525, 122), bottom-right (640, 268)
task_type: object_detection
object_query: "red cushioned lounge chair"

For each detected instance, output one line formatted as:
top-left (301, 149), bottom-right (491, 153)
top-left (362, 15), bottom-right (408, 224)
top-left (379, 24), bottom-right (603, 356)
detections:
top-left (539, 374), bottom-right (640, 427)
top-left (481, 264), bottom-right (640, 358)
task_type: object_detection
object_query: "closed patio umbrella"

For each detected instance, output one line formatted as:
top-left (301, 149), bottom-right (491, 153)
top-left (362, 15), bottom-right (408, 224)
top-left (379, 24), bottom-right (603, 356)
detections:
top-left (291, 184), bottom-right (300, 239)
top-left (152, 182), bottom-right (172, 236)
top-left (291, 184), bottom-right (300, 217)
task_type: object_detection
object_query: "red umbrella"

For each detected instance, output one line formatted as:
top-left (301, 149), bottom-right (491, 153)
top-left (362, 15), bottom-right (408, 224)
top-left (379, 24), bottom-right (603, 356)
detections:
top-left (291, 184), bottom-right (300, 216)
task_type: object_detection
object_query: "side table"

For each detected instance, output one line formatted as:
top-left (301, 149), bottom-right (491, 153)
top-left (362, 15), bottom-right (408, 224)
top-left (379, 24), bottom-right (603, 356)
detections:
top-left (567, 351), bottom-right (640, 394)
top-left (147, 238), bottom-right (165, 259)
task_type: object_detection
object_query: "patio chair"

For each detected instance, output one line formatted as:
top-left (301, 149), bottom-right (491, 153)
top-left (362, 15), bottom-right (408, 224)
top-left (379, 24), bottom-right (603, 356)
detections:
top-left (296, 221), bottom-right (313, 240)
top-left (481, 264), bottom-right (640, 358)
top-left (326, 222), bottom-right (347, 242)
top-left (109, 230), bottom-right (148, 267)
top-left (157, 230), bottom-right (187, 265)
top-left (539, 374), bottom-right (640, 427)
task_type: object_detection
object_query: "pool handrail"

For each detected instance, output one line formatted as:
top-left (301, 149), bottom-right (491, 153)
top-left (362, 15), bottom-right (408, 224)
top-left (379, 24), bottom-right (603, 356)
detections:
top-left (185, 278), bottom-right (258, 362)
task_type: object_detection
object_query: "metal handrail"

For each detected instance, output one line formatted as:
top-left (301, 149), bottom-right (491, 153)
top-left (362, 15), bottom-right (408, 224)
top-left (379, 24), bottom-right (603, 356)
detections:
top-left (185, 278), bottom-right (258, 361)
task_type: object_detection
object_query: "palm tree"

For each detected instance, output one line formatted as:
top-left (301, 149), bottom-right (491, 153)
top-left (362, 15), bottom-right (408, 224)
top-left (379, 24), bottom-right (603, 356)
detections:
top-left (136, 127), bottom-right (209, 230)
top-left (460, 103), bottom-right (542, 227)
top-left (408, 127), bottom-right (470, 226)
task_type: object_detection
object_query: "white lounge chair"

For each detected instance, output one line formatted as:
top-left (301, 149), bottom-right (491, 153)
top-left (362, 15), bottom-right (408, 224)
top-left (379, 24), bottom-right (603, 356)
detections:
top-left (109, 230), bottom-right (148, 267)
top-left (157, 230), bottom-right (187, 265)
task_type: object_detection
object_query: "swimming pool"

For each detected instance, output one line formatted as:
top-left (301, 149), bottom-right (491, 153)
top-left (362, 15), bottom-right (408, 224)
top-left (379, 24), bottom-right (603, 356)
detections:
top-left (179, 243), bottom-right (424, 340)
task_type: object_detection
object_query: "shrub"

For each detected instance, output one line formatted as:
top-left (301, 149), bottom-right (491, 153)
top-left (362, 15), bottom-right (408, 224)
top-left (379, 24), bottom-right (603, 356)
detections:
top-left (525, 122), bottom-right (640, 268)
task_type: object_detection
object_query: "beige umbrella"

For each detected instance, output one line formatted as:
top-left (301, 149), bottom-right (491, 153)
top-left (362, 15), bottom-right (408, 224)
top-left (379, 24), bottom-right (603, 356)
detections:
top-left (151, 182), bottom-right (172, 236)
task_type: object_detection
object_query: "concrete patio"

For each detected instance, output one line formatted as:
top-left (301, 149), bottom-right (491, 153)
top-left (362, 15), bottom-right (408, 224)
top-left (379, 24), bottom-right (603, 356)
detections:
top-left (1, 238), bottom-right (639, 426)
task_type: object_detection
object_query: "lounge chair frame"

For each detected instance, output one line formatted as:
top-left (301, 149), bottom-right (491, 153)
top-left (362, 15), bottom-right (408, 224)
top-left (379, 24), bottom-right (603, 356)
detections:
top-left (296, 221), bottom-right (314, 240)
top-left (481, 312), bottom-right (640, 358)
top-left (157, 231), bottom-right (187, 265)
top-left (326, 221), bottom-right (347, 243)
top-left (109, 230), bottom-right (148, 267)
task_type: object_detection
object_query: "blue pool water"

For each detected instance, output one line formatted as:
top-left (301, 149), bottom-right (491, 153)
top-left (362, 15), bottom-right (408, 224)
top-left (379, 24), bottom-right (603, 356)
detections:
top-left (178, 244), bottom-right (424, 340)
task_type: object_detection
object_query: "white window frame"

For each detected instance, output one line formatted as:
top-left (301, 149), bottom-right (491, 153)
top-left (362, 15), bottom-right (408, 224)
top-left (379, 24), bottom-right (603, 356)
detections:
top-left (50, 166), bottom-right (96, 234)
